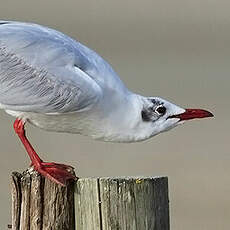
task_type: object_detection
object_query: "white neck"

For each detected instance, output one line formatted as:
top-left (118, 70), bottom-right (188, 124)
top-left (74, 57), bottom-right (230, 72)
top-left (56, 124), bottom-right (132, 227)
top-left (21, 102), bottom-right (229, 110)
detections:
top-left (85, 93), bottom-right (154, 142)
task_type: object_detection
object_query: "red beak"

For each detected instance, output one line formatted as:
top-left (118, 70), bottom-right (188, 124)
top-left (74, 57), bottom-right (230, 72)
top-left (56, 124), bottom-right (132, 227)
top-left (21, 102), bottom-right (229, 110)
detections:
top-left (169, 109), bottom-right (214, 121)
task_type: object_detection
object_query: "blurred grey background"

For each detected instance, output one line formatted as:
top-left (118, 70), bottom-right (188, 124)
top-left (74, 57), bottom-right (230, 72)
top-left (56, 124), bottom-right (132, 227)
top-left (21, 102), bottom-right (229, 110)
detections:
top-left (0, 1), bottom-right (229, 229)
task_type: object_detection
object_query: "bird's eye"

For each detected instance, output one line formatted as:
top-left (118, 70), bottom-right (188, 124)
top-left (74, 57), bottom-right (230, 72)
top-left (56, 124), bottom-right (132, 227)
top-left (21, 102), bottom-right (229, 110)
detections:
top-left (156, 106), bottom-right (166, 115)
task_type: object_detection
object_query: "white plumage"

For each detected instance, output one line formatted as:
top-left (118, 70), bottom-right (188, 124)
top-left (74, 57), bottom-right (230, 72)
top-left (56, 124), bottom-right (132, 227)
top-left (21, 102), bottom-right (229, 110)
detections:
top-left (0, 21), bottom-right (213, 185)
top-left (0, 21), bottom-right (187, 142)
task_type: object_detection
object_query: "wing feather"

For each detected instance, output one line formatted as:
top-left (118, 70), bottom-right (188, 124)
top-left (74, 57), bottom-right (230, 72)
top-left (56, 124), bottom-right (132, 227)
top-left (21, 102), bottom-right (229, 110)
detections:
top-left (0, 21), bottom-right (103, 113)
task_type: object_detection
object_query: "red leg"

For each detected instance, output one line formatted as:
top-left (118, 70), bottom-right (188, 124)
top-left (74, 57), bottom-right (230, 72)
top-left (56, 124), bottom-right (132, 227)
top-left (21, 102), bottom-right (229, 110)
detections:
top-left (14, 119), bottom-right (77, 186)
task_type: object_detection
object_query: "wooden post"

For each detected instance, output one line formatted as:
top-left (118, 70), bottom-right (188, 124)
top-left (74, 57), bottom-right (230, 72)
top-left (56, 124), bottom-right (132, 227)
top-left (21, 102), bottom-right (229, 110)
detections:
top-left (11, 169), bottom-right (75, 230)
top-left (75, 177), bottom-right (169, 230)
top-left (11, 170), bottom-right (169, 230)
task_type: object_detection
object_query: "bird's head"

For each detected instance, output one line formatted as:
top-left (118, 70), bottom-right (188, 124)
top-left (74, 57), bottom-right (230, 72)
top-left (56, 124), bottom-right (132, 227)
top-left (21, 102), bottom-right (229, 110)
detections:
top-left (140, 97), bottom-right (213, 138)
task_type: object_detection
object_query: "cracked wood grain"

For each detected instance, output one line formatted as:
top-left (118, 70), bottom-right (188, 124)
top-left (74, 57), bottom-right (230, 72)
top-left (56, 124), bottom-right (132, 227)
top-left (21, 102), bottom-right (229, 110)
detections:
top-left (11, 172), bottom-right (169, 230)
top-left (74, 177), bottom-right (169, 230)
top-left (11, 169), bottom-right (75, 230)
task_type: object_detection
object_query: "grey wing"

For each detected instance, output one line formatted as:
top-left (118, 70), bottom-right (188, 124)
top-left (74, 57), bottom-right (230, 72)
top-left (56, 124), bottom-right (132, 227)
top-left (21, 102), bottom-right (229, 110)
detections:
top-left (0, 21), bottom-right (103, 113)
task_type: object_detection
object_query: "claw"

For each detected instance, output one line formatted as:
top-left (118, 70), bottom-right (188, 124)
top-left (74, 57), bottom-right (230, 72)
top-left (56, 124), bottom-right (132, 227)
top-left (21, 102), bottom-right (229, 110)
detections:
top-left (36, 162), bottom-right (77, 186)
top-left (42, 162), bottom-right (74, 170)
top-left (14, 119), bottom-right (77, 186)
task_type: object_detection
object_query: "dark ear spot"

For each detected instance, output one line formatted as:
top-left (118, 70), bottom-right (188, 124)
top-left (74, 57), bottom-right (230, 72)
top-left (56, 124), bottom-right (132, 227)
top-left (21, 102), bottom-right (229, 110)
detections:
top-left (151, 99), bottom-right (156, 104)
top-left (142, 109), bottom-right (152, 122)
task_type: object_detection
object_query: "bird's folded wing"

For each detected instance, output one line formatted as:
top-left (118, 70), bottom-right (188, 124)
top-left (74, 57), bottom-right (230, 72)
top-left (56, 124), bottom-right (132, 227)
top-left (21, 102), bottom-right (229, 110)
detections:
top-left (0, 21), bottom-right (102, 113)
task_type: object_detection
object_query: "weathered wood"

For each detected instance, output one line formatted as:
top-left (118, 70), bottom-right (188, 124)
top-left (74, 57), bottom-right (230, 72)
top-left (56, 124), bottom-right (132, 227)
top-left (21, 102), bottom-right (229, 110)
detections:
top-left (30, 173), bottom-right (43, 230)
top-left (74, 177), bottom-right (169, 230)
top-left (19, 172), bottom-right (31, 230)
top-left (11, 172), bottom-right (22, 230)
top-left (11, 168), bottom-right (75, 230)
top-left (74, 178), bottom-right (101, 230)
top-left (42, 176), bottom-right (75, 230)
top-left (12, 172), bottom-right (169, 230)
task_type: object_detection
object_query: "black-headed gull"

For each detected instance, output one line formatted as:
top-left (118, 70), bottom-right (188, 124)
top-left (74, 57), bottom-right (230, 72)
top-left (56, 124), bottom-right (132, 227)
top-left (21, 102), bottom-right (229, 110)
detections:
top-left (0, 21), bottom-right (213, 186)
